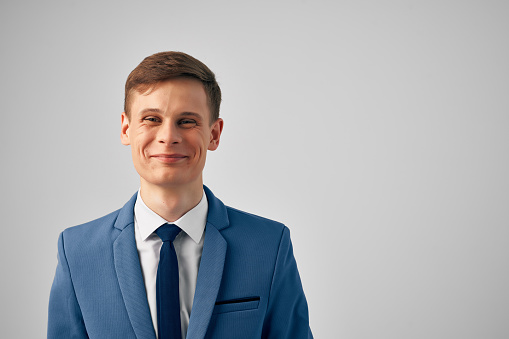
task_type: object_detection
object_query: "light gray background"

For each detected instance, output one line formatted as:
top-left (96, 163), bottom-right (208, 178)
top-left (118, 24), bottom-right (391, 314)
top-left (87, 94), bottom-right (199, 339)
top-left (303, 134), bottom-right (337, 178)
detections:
top-left (1, 1), bottom-right (508, 338)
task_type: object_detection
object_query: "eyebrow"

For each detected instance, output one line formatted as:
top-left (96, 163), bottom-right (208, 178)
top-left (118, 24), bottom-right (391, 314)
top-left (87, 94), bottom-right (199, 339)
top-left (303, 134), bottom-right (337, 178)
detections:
top-left (179, 112), bottom-right (203, 120)
top-left (138, 108), bottom-right (163, 115)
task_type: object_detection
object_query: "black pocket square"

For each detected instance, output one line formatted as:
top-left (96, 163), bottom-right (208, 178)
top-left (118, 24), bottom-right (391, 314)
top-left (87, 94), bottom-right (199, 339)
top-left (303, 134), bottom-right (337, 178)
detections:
top-left (212, 296), bottom-right (261, 315)
top-left (215, 296), bottom-right (260, 305)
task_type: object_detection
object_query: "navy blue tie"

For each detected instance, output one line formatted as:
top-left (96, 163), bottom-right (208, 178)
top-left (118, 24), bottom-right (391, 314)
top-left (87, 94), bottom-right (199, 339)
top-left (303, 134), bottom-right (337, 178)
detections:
top-left (155, 224), bottom-right (182, 339)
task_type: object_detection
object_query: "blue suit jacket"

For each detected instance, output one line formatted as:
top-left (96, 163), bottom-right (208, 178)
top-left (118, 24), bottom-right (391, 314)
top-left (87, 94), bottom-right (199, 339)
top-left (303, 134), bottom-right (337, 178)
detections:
top-left (48, 186), bottom-right (313, 338)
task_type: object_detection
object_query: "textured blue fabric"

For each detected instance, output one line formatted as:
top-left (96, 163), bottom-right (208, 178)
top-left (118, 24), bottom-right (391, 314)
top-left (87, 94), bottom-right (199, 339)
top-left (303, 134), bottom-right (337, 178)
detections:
top-left (155, 224), bottom-right (182, 339)
top-left (48, 186), bottom-right (312, 339)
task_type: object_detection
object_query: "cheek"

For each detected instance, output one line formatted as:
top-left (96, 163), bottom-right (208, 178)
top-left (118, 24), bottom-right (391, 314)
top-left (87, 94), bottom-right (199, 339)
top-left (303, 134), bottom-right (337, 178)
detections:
top-left (193, 137), bottom-right (208, 156)
top-left (132, 135), bottom-right (152, 159)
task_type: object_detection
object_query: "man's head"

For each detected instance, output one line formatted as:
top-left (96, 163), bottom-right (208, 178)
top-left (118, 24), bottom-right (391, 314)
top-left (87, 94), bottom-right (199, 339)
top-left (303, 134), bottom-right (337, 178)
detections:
top-left (124, 51), bottom-right (222, 124)
top-left (121, 52), bottom-right (224, 191)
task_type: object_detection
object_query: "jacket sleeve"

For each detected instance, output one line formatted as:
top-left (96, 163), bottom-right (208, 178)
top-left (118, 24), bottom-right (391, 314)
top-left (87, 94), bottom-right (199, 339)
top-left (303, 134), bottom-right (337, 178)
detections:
top-left (48, 232), bottom-right (88, 339)
top-left (262, 227), bottom-right (313, 339)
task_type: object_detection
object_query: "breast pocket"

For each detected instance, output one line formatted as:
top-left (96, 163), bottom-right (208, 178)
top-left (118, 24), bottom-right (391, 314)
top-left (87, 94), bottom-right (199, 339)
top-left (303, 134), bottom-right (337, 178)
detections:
top-left (212, 296), bottom-right (260, 315)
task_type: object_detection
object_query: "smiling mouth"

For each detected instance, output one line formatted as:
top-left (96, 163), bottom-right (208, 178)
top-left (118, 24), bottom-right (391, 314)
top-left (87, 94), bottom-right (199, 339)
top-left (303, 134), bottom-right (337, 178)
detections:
top-left (151, 154), bottom-right (188, 163)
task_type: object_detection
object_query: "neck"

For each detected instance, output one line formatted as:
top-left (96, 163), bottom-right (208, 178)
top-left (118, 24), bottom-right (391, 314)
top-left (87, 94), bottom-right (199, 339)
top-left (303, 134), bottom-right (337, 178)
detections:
top-left (139, 179), bottom-right (204, 222)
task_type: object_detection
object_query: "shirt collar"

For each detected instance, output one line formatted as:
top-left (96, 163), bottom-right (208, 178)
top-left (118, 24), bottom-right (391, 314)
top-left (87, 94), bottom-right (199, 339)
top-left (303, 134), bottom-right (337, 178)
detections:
top-left (134, 189), bottom-right (208, 244)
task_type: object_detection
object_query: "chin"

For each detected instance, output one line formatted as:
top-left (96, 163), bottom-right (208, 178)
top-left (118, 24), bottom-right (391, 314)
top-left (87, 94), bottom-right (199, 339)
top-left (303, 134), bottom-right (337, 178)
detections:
top-left (145, 174), bottom-right (198, 188)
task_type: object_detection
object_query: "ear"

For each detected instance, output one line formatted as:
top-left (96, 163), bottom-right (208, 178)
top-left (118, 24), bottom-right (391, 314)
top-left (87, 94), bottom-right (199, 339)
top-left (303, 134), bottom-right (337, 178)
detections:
top-left (120, 112), bottom-right (131, 145)
top-left (208, 118), bottom-right (224, 151)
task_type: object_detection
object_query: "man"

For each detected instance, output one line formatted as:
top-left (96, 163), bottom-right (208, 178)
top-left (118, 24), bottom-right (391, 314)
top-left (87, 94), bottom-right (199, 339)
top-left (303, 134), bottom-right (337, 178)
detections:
top-left (48, 51), bottom-right (312, 339)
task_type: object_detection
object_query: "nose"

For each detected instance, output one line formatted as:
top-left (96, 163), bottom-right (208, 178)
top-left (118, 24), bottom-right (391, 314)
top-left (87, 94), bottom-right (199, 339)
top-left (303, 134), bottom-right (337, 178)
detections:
top-left (157, 121), bottom-right (182, 145)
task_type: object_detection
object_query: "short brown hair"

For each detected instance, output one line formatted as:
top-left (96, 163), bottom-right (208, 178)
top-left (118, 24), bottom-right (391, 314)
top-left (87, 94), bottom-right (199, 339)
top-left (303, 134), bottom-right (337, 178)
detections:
top-left (124, 51), bottom-right (221, 123)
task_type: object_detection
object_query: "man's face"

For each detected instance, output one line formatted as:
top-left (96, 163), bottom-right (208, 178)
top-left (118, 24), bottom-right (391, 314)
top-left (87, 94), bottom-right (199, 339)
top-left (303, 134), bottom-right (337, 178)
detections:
top-left (121, 78), bottom-right (223, 190)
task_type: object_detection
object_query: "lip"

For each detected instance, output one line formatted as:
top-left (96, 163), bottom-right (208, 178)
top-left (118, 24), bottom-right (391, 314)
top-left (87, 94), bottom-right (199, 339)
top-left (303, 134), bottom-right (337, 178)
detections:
top-left (151, 153), bottom-right (188, 163)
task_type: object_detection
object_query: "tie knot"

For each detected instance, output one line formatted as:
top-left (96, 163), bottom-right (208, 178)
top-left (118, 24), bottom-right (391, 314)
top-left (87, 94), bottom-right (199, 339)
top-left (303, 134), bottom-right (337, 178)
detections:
top-left (155, 224), bottom-right (181, 242)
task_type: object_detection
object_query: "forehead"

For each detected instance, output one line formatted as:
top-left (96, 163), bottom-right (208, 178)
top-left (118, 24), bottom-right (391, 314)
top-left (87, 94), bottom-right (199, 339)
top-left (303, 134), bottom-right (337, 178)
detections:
top-left (130, 78), bottom-right (210, 117)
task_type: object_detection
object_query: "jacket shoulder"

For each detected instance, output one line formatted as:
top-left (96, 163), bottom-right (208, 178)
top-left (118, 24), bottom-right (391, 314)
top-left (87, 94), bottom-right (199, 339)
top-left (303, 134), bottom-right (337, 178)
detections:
top-left (61, 209), bottom-right (122, 247)
top-left (225, 206), bottom-right (287, 237)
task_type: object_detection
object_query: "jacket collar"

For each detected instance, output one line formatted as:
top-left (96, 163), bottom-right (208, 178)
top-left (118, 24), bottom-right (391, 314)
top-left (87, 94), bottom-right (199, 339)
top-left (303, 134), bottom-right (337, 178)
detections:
top-left (203, 185), bottom-right (229, 231)
top-left (113, 191), bottom-right (137, 231)
top-left (113, 185), bottom-right (230, 232)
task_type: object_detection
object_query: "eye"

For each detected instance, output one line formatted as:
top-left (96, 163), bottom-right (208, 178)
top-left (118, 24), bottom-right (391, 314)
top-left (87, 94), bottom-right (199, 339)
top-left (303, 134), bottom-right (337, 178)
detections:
top-left (178, 119), bottom-right (197, 128)
top-left (143, 116), bottom-right (160, 123)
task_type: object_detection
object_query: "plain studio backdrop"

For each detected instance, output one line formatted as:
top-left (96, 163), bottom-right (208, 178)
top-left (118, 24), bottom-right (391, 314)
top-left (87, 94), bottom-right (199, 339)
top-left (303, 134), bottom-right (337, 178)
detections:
top-left (1, 1), bottom-right (508, 338)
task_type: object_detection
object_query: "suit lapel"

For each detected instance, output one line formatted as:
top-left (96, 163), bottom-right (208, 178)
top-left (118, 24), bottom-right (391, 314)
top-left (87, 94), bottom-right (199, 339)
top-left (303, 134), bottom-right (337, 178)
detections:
top-left (113, 193), bottom-right (157, 339)
top-left (186, 223), bottom-right (227, 338)
top-left (186, 186), bottom-right (230, 339)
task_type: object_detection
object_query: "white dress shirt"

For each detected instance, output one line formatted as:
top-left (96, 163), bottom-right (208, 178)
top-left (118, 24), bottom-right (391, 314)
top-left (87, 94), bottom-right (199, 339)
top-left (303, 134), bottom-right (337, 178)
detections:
top-left (134, 189), bottom-right (207, 339)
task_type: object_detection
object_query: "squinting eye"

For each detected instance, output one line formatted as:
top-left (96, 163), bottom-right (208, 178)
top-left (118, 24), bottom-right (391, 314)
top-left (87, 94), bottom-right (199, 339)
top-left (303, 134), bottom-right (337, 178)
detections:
top-left (143, 117), bottom-right (160, 123)
top-left (179, 119), bottom-right (197, 127)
